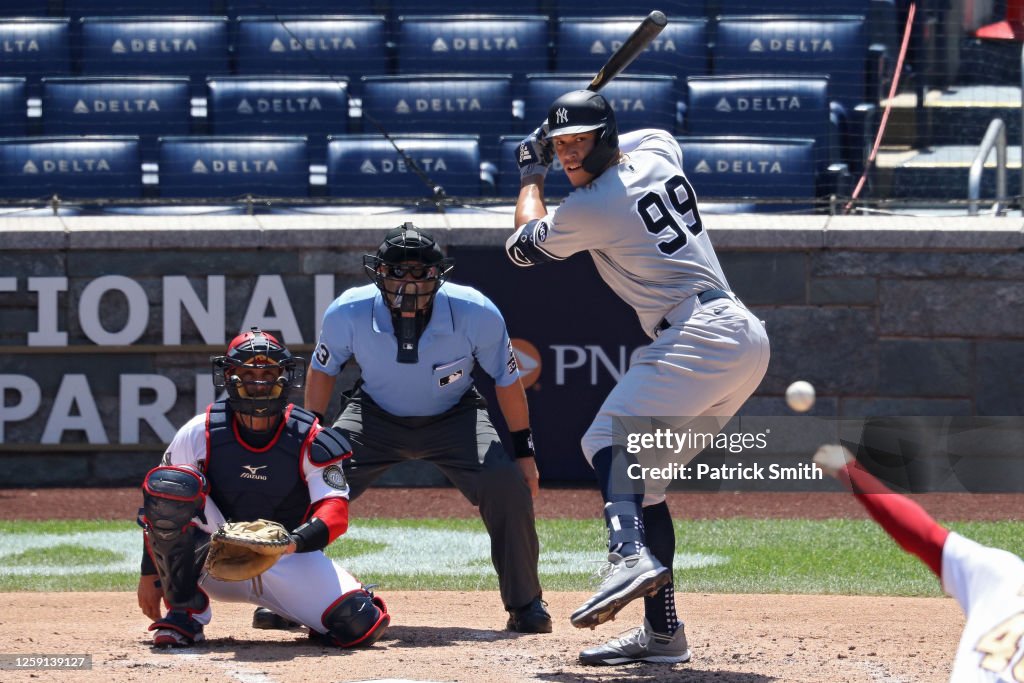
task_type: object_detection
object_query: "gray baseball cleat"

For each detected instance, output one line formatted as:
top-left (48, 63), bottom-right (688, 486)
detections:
top-left (579, 619), bottom-right (691, 665)
top-left (570, 547), bottom-right (670, 629)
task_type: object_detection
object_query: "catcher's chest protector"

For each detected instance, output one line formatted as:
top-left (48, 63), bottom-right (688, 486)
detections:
top-left (204, 401), bottom-right (312, 530)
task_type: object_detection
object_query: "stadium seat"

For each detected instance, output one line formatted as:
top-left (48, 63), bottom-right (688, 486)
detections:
top-left (0, 135), bottom-right (142, 199)
top-left (0, 19), bottom-right (71, 85)
top-left (675, 135), bottom-right (818, 212)
top-left (551, 0), bottom-right (706, 17)
top-left (397, 16), bottom-right (549, 77)
top-left (41, 77), bottom-right (192, 156)
top-left (234, 16), bottom-right (387, 78)
top-left (359, 75), bottom-right (514, 161)
top-left (389, 0), bottom-right (543, 17)
top-left (0, 79), bottom-right (27, 138)
top-left (326, 134), bottom-right (482, 199)
top-left (556, 16), bottom-right (708, 81)
top-left (712, 15), bottom-right (873, 113)
top-left (496, 134), bottom-right (573, 200)
top-left (685, 75), bottom-right (839, 173)
top-left (78, 17), bottom-right (230, 81)
top-left (158, 135), bottom-right (309, 198)
top-left (227, 0), bottom-right (376, 16)
top-left (0, 0), bottom-right (48, 15)
top-left (206, 76), bottom-right (349, 151)
top-left (63, 1), bottom-right (216, 17)
top-left (524, 74), bottom-right (680, 134)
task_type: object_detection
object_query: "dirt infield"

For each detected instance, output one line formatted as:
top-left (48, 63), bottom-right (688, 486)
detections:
top-left (0, 486), bottom-right (1001, 682)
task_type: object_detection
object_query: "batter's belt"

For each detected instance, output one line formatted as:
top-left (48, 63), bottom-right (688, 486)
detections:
top-left (656, 288), bottom-right (733, 335)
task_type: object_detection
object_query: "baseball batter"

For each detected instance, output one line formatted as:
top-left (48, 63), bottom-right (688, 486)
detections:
top-left (136, 328), bottom-right (389, 648)
top-left (509, 90), bottom-right (771, 664)
top-left (815, 444), bottom-right (1024, 682)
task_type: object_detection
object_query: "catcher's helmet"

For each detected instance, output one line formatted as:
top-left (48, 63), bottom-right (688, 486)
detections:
top-left (546, 90), bottom-right (619, 176)
top-left (211, 327), bottom-right (304, 420)
top-left (362, 223), bottom-right (455, 312)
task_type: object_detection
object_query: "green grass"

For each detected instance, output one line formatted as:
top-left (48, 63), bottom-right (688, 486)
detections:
top-left (1, 517), bottom-right (1022, 597)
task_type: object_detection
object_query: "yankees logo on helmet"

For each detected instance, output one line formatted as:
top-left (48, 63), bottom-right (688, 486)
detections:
top-left (555, 107), bottom-right (569, 124)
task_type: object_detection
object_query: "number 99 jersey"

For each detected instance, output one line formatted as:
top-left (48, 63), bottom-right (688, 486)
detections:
top-left (506, 129), bottom-right (730, 339)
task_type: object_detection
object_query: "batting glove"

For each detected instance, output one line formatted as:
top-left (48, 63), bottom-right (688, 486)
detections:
top-left (517, 125), bottom-right (553, 180)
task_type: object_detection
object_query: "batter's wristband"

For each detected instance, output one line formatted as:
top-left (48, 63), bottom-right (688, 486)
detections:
top-left (511, 428), bottom-right (536, 459)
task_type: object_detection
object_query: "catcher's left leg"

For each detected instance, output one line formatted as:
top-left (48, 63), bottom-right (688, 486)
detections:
top-left (141, 465), bottom-right (212, 647)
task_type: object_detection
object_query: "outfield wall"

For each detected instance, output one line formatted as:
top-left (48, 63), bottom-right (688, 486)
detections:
top-left (1, 213), bottom-right (1023, 488)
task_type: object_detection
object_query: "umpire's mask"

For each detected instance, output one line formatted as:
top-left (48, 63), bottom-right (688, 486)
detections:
top-left (363, 223), bottom-right (455, 363)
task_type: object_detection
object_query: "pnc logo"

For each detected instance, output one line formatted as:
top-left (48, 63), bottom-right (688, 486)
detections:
top-left (511, 338), bottom-right (542, 388)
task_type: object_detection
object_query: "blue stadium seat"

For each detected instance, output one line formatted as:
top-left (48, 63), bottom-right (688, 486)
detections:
top-left (496, 134), bottom-right (573, 200)
top-left (0, 0), bottom-right (48, 15)
top-left (158, 135), bottom-right (309, 198)
top-left (326, 134), bottom-right (482, 199)
top-left (524, 74), bottom-right (680, 134)
top-left (360, 75), bottom-right (514, 160)
top-left (79, 17), bottom-right (230, 80)
top-left (0, 79), bottom-right (27, 137)
top-left (389, 0), bottom-right (543, 17)
top-left (206, 76), bottom-right (349, 151)
top-left (551, 1), bottom-right (706, 17)
top-left (0, 135), bottom-right (142, 199)
top-left (227, 0), bottom-right (376, 16)
top-left (676, 135), bottom-right (817, 212)
top-left (0, 19), bottom-right (71, 84)
top-left (63, 1), bottom-right (215, 17)
top-left (397, 16), bottom-right (549, 77)
top-left (712, 16), bottom-right (871, 113)
top-left (686, 75), bottom-right (838, 172)
top-left (556, 17), bottom-right (708, 81)
top-left (41, 77), bottom-right (192, 156)
top-left (234, 16), bottom-right (387, 78)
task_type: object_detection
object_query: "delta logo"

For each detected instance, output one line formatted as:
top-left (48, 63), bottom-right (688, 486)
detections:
top-left (511, 338), bottom-right (541, 389)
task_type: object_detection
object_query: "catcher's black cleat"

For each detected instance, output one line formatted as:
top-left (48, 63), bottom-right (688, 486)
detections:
top-left (571, 548), bottom-right (670, 629)
top-left (506, 596), bottom-right (553, 634)
top-left (252, 607), bottom-right (301, 630)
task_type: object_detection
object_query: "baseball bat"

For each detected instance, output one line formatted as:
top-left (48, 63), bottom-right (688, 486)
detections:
top-left (587, 10), bottom-right (669, 93)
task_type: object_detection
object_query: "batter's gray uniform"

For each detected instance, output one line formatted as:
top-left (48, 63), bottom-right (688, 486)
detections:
top-left (507, 129), bottom-right (770, 504)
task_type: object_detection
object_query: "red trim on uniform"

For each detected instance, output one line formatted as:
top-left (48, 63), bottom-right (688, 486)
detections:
top-left (842, 463), bottom-right (951, 577)
top-left (203, 405), bottom-right (213, 475)
top-left (309, 497), bottom-right (349, 543)
top-left (230, 403), bottom-right (291, 453)
top-left (142, 465), bottom-right (207, 502)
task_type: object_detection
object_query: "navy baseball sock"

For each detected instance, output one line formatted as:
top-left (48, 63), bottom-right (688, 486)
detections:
top-left (642, 501), bottom-right (680, 635)
top-left (592, 447), bottom-right (645, 558)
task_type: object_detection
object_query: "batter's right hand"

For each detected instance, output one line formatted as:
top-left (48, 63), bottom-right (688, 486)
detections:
top-left (517, 125), bottom-right (553, 180)
top-left (137, 574), bottom-right (164, 621)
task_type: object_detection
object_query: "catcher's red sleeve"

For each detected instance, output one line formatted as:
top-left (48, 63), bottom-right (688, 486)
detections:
top-left (310, 497), bottom-right (349, 544)
top-left (842, 463), bottom-right (950, 577)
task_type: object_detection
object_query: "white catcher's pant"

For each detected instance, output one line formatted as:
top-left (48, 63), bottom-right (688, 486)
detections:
top-left (581, 293), bottom-right (770, 506)
top-left (191, 552), bottom-right (364, 634)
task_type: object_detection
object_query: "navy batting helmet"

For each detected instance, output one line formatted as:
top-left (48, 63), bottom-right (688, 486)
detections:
top-left (363, 223), bottom-right (455, 312)
top-left (212, 327), bottom-right (304, 420)
top-left (546, 90), bottom-right (619, 175)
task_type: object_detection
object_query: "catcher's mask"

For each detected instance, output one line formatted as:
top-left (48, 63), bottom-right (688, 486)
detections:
top-left (546, 90), bottom-right (619, 176)
top-left (212, 327), bottom-right (305, 423)
top-left (363, 223), bottom-right (455, 363)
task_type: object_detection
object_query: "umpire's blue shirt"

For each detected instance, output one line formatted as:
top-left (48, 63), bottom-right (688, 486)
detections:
top-left (312, 283), bottom-right (520, 417)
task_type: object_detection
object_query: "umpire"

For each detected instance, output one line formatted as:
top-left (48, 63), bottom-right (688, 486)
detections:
top-left (304, 223), bottom-right (551, 633)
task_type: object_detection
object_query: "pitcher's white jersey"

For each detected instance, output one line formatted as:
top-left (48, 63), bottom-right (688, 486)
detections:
top-left (943, 532), bottom-right (1024, 682)
top-left (507, 129), bottom-right (729, 338)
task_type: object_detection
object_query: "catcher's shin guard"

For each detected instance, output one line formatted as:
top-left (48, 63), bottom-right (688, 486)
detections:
top-left (319, 589), bottom-right (390, 647)
top-left (142, 465), bottom-right (210, 613)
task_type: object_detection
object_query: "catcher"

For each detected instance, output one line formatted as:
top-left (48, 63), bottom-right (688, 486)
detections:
top-left (136, 327), bottom-right (389, 648)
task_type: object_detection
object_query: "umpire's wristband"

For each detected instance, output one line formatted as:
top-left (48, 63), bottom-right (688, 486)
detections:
top-left (511, 428), bottom-right (536, 459)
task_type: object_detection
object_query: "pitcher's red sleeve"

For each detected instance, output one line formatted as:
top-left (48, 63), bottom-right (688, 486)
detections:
top-left (841, 463), bottom-right (949, 577)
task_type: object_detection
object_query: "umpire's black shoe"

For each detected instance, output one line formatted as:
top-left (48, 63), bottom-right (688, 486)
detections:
top-left (506, 596), bottom-right (553, 633)
top-left (252, 607), bottom-right (300, 630)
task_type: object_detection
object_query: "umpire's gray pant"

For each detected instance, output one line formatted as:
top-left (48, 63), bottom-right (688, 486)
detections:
top-left (333, 388), bottom-right (542, 610)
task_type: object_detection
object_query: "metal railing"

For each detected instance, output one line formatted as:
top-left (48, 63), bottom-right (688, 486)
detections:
top-left (968, 118), bottom-right (1007, 216)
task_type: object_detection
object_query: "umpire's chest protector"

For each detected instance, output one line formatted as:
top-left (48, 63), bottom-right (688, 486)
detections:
top-left (203, 401), bottom-right (315, 530)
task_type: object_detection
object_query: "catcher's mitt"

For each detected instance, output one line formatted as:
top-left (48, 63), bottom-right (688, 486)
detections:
top-left (205, 519), bottom-right (292, 581)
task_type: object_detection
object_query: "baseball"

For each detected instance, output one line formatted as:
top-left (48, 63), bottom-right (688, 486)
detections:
top-left (785, 380), bottom-right (816, 412)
